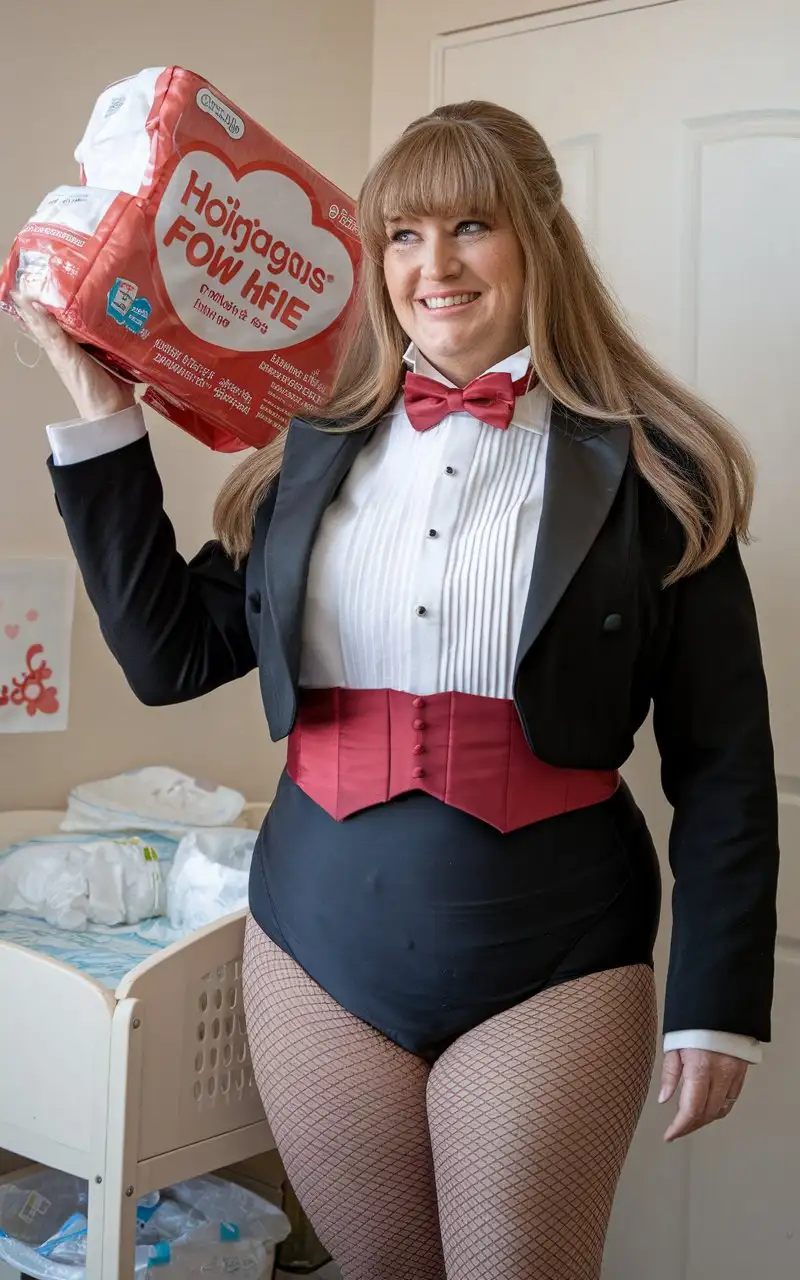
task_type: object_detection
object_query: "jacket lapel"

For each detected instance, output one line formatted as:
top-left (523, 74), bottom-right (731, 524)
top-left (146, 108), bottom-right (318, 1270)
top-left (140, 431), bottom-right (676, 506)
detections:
top-left (263, 418), bottom-right (375, 735)
top-left (515, 401), bottom-right (631, 673)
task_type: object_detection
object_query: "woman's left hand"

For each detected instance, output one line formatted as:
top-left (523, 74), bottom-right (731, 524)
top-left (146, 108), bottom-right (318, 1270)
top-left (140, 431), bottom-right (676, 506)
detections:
top-left (659, 1049), bottom-right (748, 1142)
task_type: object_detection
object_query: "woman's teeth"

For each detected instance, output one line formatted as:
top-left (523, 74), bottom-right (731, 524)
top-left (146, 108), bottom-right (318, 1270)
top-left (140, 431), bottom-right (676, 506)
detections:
top-left (421, 293), bottom-right (480, 309)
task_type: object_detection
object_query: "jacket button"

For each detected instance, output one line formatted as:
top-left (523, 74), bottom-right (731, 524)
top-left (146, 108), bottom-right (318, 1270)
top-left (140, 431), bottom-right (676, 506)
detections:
top-left (603, 612), bottom-right (623, 632)
top-left (247, 592), bottom-right (262, 614)
top-left (412, 767), bottom-right (426, 780)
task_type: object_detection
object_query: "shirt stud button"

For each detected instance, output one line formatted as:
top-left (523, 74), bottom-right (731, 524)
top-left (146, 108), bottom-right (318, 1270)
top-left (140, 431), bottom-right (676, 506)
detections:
top-left (428, 529), bottom-right (438, 539)
top-left (445, 466), bottom-right (455, 476)
top-left (412, 767), bottom-right (426, 780)
top-left (415, 605), bottom-right (427, 617)
top-left (603, 613), bottom-right (623, 633)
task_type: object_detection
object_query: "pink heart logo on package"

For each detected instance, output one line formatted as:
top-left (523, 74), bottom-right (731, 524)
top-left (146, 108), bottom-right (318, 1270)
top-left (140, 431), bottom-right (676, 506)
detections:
top-left (155, 151), bottom-right (354, 352)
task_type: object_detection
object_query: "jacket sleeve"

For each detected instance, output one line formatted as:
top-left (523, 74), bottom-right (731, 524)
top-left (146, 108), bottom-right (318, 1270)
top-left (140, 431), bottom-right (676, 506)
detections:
top-left (48, 433), bottom-right (260, 706)
top-left (652, 536), bottom-right (779, 1042)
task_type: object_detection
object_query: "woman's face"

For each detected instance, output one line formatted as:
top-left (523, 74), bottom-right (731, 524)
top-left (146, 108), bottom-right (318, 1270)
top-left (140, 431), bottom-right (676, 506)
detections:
top-left (382, 206), bottom-right (526, 386)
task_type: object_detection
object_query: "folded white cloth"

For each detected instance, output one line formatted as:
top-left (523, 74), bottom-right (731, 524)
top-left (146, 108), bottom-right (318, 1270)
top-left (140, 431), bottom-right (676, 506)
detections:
top-left (62, 767), bottom-right (245, 833)
top-left (0, 836), bottom-right (165, 929)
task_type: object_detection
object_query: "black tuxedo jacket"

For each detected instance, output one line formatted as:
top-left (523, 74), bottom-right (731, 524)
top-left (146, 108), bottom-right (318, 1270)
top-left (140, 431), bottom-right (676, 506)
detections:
top-left (49, 401), bottom-right (779, 1042)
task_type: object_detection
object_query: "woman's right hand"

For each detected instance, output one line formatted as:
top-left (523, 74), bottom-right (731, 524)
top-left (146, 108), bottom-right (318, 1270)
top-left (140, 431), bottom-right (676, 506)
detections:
top-left (12, 291), bottom-right (136, 421)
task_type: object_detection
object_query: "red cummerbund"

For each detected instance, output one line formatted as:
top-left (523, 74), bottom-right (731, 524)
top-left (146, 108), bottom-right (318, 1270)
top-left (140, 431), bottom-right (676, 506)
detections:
top-left (287, 688), bottom-right (620, 833)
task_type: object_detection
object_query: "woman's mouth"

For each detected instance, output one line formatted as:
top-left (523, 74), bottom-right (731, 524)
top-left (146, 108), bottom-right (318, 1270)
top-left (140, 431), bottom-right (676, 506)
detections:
top-left (418, 292), bottom-right (481, 312)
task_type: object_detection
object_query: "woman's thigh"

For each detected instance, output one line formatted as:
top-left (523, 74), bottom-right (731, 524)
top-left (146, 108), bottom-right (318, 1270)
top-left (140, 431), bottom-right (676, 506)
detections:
top-left (427, 964), bottom-right (657, 1280)
top-left (242, 915), bottom-right (446, 1280)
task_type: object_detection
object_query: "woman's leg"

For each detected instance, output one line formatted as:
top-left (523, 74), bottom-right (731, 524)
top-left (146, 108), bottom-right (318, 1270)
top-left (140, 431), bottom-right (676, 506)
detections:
top-left (427, 964), bottom-right (657, 1280)
top-left (243, 915), bottom-right (446, 1280)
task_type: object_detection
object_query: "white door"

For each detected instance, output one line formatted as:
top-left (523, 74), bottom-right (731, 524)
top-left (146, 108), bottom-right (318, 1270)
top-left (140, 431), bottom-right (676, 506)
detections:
top-left (434, 1), bottom-right (800, 1276)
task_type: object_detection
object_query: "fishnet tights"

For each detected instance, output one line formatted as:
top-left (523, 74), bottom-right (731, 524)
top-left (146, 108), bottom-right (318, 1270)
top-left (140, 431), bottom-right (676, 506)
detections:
top-left (243, 916), bottom-right (656, 1280)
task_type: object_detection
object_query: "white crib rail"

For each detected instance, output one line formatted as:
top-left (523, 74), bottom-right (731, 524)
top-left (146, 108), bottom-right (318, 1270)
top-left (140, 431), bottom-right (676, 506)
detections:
top-left (0, 943), bottom-right (115, 1181)
top-left (116, 909), bottom-right (270, 1169)
top-left (0, 808), bottom-right (114, 1180)
top-left (0, 803), bottom-right (275, 1280)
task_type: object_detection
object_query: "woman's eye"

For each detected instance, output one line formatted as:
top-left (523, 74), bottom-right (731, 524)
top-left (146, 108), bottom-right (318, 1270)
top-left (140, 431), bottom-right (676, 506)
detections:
top-left (387, 221), bottom-right (487, 245)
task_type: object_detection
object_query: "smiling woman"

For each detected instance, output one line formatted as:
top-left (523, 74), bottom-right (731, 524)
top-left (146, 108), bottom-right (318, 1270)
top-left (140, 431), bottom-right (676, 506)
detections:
top-left (382, 212), bottom-right (526, 386)
top-left (23, 94), bottom-right (778, 1280)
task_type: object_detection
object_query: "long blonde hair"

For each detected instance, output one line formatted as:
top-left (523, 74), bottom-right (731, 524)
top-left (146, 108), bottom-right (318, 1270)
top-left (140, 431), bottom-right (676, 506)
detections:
top-left (214, 100), bottom-right (753, 583)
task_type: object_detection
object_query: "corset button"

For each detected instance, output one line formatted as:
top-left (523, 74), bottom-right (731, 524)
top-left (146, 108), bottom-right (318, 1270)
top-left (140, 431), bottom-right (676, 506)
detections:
top-left (412, 744), bottom-right (425, 756)
top-left (412, 767), bottom-right (426, 780)
top-left (413, 719), bottom-right (427, 731)
top-left (412, 697), bottom-right (426, 709)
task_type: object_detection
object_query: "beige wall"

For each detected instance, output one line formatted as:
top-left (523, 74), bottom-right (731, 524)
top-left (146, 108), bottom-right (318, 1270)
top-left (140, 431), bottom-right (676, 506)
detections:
top-left (0, 0), bottom-right (373, 809)
top-left (371, 0), bottom-right (592, 154)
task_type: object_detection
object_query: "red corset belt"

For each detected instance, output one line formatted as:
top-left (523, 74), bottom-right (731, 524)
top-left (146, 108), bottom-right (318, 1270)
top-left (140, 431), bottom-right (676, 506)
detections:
top-left (287, 688), bottom-right (620, 834)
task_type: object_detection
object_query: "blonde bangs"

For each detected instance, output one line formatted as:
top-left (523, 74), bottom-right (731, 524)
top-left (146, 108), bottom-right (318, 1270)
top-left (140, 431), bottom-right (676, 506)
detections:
top-left (358, 121), bottom-right (504, 260)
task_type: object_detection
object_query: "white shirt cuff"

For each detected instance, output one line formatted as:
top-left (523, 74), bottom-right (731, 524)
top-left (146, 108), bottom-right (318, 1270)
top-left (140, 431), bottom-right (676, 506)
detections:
top-left (663, 1029), bottom-right (762, 1064)
top-left (47, 404), bottom-right (147, 465)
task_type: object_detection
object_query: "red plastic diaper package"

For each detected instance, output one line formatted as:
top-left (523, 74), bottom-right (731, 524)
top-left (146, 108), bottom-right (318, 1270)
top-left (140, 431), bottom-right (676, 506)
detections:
top-left (0, 67), bottom-right (361, 450)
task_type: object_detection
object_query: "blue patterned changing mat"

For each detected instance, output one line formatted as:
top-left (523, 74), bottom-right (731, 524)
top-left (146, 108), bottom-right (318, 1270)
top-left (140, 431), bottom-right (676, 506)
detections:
top-left (0, 913), bottom-right (166, 988)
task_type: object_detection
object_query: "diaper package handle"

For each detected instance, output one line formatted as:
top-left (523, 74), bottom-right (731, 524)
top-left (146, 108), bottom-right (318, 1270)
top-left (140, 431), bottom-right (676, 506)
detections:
top-left (0, 67), bottom-right (361, 451)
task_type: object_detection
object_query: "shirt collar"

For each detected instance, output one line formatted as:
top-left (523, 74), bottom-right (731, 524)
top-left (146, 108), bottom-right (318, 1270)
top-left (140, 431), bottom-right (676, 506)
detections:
top-left (401, 342), bottom-right (547, 434)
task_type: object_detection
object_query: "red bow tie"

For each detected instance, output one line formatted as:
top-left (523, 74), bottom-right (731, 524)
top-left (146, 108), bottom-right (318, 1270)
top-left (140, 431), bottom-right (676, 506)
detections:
top-left (404, 368), bottom-right (534, 433)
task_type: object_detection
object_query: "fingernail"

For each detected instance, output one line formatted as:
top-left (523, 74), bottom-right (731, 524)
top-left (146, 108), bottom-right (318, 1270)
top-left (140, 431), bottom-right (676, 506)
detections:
top-left (658, 1087), bottom-right (669, 1104)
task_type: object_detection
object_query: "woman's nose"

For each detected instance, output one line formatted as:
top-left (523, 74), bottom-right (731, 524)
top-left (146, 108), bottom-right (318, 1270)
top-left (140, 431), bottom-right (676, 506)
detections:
top-left (420, 234), bottom-right (460, 281)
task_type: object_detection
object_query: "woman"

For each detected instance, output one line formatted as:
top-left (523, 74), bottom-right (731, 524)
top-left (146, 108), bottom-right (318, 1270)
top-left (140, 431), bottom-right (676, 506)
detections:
top-left (17, 100), bottom-right (778, 1279)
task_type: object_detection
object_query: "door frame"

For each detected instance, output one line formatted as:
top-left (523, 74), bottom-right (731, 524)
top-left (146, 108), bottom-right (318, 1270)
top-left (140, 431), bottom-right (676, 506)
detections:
top-left (431, 0), bottom-right (686, 108)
